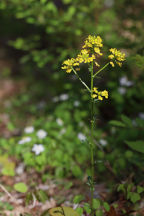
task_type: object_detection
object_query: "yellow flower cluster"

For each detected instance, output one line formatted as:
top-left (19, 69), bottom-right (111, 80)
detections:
top-left (92, 87), bottom-right (108, 100)
top-left (108, 48), bottom-right (125, 67)
top-left (61, 58), bottom-right (79, 73)
top-left (61, 35), bottom-right (103, 73)
top-left (83, 35), bottom-right (103, 49)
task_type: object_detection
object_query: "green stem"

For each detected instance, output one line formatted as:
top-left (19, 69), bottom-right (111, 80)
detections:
top-left (93, 62), bottom-right (109, 79)
top-left (72, 67), bottom-right (91, 93)
top-left (90, 62), bottom-right (94, 216)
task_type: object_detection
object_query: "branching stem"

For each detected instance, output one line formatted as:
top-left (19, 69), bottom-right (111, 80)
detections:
top-left (72, 67), bottom-right (91, 93)
top-left (93, 62), bottom-right (109, 79)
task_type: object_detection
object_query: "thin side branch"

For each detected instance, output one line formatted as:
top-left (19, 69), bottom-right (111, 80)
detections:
top-left (93, 62), bottom-right (109, 79)
top-left (72, 67), bottom-right (91, 93)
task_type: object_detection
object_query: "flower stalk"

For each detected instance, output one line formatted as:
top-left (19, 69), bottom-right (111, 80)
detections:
top-left (61, 35), bottom-right (125, 216)
top-left (90, 61), bottom-right (94, 216)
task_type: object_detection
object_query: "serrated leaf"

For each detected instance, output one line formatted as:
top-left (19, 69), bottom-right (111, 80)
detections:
top-left (14, 182), bottom-right (28, 193)
top-left (125, 140), bottom-right (144, 153)
top-left (109, 120), bottom-right (125, 127)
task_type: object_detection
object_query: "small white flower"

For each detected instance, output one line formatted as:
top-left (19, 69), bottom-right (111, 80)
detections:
top-left (99, 139), bottom-right (107, 146)
top-left (74, 100), bottom-right (80, 107)
top-left (16, 163), bottom-right (25, 175)
top-left (78, 133), bottom-right (86, 141)
top-left (37, 129), bottom-right (47, 139)
top-left (56, 118), bottom-right (64, 126)
top-left (24, 126), bottom-right (34, 134)
top-left (138, 112), bottom-right (144, 120)
top-left (119, 76), bottom-right (133, 87)
top-left (18, 137), bottom-right (32, 145)
top-left (37, 101), bottom-right (46, 109)
top-left (52, 96), bottom-right (59, 103)
top-left (60, 128), bottom-right (66, 135)
top-left (32, 144), bottom-right (44, 155)
top-left (59, 94), bottom-right (69, 101)
top-left (118, 87), bottom-right (126, 95)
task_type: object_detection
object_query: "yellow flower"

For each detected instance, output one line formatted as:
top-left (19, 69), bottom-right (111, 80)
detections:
top-left (83, 35), bottom-right (103, 50)
top-left (94, 47), bottom-right (103, 56)
top-left (92, 87), bottom-right (108, 100)
top-left (98, 96), bottom-right (103, 100)
top-left (109, 48), bottom-right (125, 67)
top-left (61, 58), bottom-right (76, 73)
top-left (95, 62), bottom-right (100, 67)
top-left (110, 61), bottom-right (114, 67)
top-left (93, 87), bottom-right (98, 93)
top-left (76, 49), bottom-right (95, 64)
top-left (101, 90), bottom-right (108, 99)
top-left (92, 94), bottom-right (97, 98)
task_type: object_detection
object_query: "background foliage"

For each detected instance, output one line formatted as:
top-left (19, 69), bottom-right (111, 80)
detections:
top-left (0, 0), bottom-right (144, 186)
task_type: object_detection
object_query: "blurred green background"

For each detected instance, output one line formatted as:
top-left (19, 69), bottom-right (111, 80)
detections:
top-left (0, 0), bottom-right (144, 182)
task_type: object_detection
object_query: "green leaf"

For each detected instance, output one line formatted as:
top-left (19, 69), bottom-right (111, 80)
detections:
top-left (96, 209), bottom-right (103, 216)
top-left (93, 199), bottom-right (100, 209)
top-left (73, 195), bottom-right (84, 204)
top-left (75, 207), bottom-right (83, 215)
top-left (130, 192), bottom-right (141, 203)
top-left (103, 202), bottom-right (110, 211)
top-left (137, 186), bottom-right (144, 194)
top-left (125, 140), bottom-right (144, 153)
top-left (14, 182), bottom-right (28, 193)
top-left (45, 207), bottom-right (80, 216)
top-left (117, 184), bottom-right (125, 194)
top-left (121, 115), bottom-right (132, 127)
top-left (83, 203), bottom-right (91, 214)
top-left (109, 120), bottom-right (125, 127)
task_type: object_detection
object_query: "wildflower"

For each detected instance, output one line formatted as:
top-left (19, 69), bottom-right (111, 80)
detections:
top-left (24, 126), bottom-right (34, 134)
top-left (119, 76), bottom-right (133, 87)
top-left (138, 113), bottom-right (144, 120)
top-left (59, 94), bottom-right (69, 101)
top-left (92, 87), bottom-right (108, 100)
top-left (94, 47), bottom-right (102, 56)
top-left (108, 48), bottom-right (125, 67)
top-left (60, 128), bottom-right (66, 135)
top-left (76, 49), bottom-right (95, 64)
top-left (32, 144), bottom-right (44, 155)
top-left (99, 139), bottom-right (108, 146)
top-left (16, 163), bottom-right (25, 175)
top-left (56, 118), bottom-right (64, 126)
top-left (118, 87), bottom-right (126, 95)
top-left (74, 100), bottom-right (80, 107)
top-left (78, 133), bottom-right (86, 141)
top-left (37, 129), bottom-right (47, 139)
top-left (61, 58), bottom-right (79, 73)
top-left (62, 35), bottom-right (103, 73)
top-left (83, 35), bottom-right (103, 49)
top-left (18, 137), bottom-right (32, 145)
top-left (52, 96), bottom-right (59, 102)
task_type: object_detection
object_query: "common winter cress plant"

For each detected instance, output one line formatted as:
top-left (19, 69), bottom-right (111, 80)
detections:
top-left (62, 35), bottom-right (125, 216)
